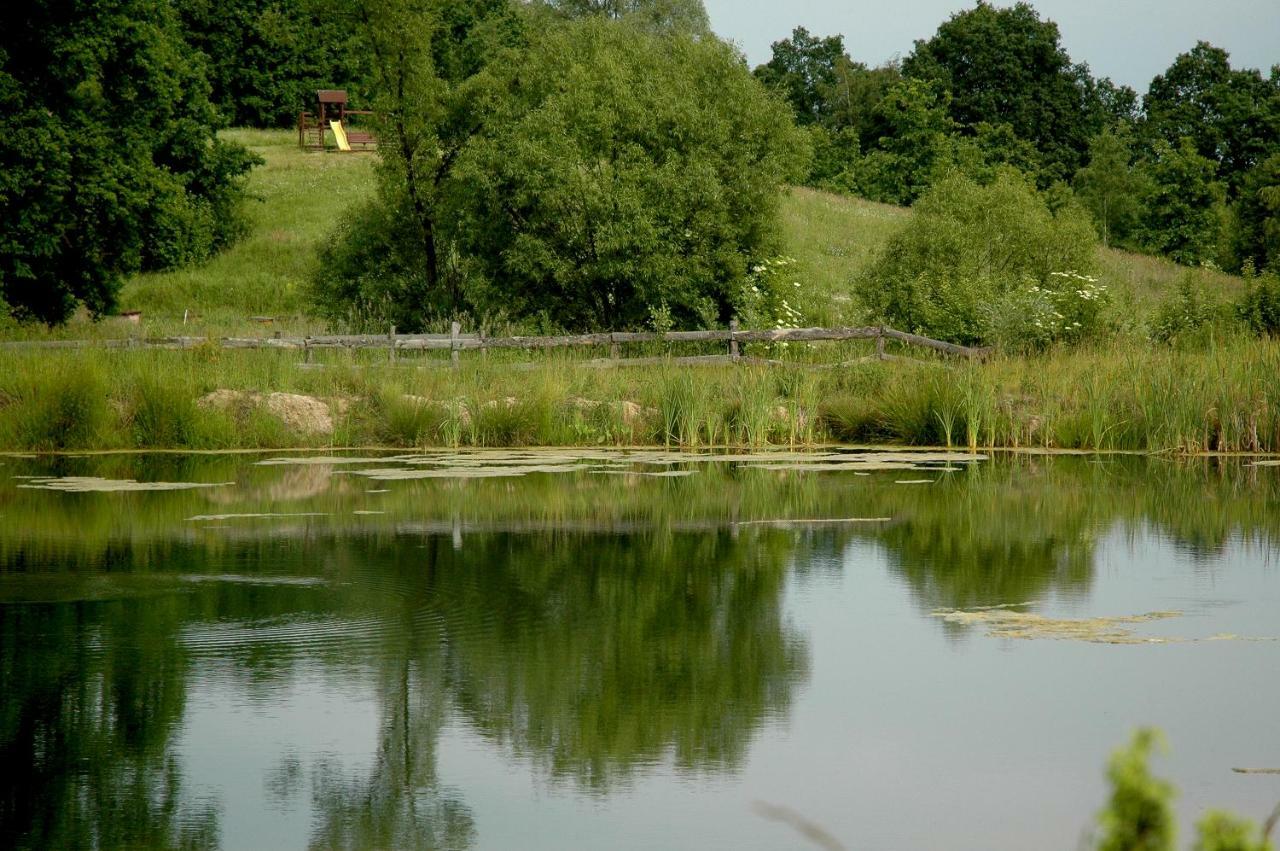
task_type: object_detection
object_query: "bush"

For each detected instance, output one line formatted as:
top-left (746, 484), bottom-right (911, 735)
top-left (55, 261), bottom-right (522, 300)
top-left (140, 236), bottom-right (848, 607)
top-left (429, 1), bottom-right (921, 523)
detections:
top-left (1236, 268), bottom-right (1280, 336)
top-left (1095, 729), bottom-right (1275, 851)
top-left (1152, 274), bottom-right (1225, 343)
top-left (857, 169), bottom-right (1102, 346)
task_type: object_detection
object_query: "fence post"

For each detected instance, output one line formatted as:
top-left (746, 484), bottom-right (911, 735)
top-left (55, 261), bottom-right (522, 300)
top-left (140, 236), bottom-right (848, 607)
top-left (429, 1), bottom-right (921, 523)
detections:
top-left (389, 324), bottom-right (396, 364)
top-left (610, 332), bottom-right (620, 361)
top-left (304, 338), bottom-right (312, 364)
top-left (450, 321), bottom-right (461, 369)
top-left (729, 318), bottom-right (740, 362)
top-left (876, 326), bottom-right (886, 360)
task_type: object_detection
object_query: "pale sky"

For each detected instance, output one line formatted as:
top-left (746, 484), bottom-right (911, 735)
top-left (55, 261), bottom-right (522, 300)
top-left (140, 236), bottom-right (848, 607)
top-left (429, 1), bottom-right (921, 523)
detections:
top-left (703, 0), bottom-right (1280, 92)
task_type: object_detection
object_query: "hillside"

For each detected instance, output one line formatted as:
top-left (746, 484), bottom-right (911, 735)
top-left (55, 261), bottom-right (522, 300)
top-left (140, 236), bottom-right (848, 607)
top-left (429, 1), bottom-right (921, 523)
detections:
top-left (96, 129), bottom-right (1242, 336)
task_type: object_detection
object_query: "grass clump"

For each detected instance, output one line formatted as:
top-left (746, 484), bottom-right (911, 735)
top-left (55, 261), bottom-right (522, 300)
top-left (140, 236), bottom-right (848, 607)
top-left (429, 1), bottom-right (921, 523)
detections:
top-left (0, 357), bottom-right (110, 451)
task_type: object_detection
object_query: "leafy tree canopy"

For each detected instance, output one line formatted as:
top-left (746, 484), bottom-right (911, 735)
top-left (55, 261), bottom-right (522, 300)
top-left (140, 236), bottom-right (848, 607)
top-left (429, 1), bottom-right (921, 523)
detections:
top-left (1234, 153), bottom-right (1280, 272)
top-left (1136, 138), bottom-right (1228, 267)
top-left (1142, 41), bottom-right (1280, 197)
top-left (174, 0), bottom-right (374, 127)
top-left (752, 27), bottom-right (847, 126)
top-left (0, 0), bottom-right (258, 324)
top-left (448, 17), bottom-right (808, 329)
top-left (533, 0), bottom-right (710, 35)
top-left (903, 1), bottom-right (1129, 183)
top-left (1073, 125), bottom-right (1149, 248)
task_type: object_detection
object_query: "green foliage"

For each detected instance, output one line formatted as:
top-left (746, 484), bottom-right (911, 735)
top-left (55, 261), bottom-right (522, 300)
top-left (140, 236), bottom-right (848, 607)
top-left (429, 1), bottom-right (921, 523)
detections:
top-left (1234, 153), bottom-right (1280, 273)
top-left (323, 0), bottom-right (523, 326)
top-left (1095, 729), bottom-right (1276, 851)
top-left (1236, 267), bottom-right (1280, 336)
top-left (752, 26), bottom-right (848, 126)
top-left (0, 0), bottom-right (258, 324)
top-left (1096, 729), bottom-right (1177, 851)
top-left (857, 169), bottom-right (1101, 346)
top-left (174, 0), bottom-right (373, 128)
top-left (806, 125), bottom-right (863, 191)
top-left (535, 0), bottom-right (710, 35)
top-left (447, 18), bottom-right (809, 329)
top-left (1075, 125), bottom-right (1149, 247)
top-left (1141, 42), bottom-right (1280, 198)
top-left (310, 198), bottom-right (437, 331)
top-left (950, 121), bottom-right (1045, 187)
top-left (903, 1), bottom-right (1127, 183)
top-left (852, 79), bottom-right (959, 205)
top-left (1137, 139), bottom-right (1229, 267)
top-left (4, 362), bottom-right (110, 451)
top-left (736, 257), bottom-right (805, 331)
top-left (1151, 274), bottom-right (1223, 343)
top-left (1193, 812), bottom-right (1274, 851)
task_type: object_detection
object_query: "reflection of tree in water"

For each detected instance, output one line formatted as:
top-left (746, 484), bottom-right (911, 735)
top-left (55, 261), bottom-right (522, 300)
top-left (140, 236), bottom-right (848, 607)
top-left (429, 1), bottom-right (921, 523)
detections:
top-left (307, 654), bottom-right (475, 850)
top-left (19, 455), bottom-right (1280, 844)
top-left (871, 457), bottom-right (1280, 619)
top-left (0, 594), bottom-right (218, 850)
top-left (309, 529), bottom-right (807, 802)
top-left (872, 460), bottom-right (1101, 614)
top-left (419, 530), bottom-right (808, 790)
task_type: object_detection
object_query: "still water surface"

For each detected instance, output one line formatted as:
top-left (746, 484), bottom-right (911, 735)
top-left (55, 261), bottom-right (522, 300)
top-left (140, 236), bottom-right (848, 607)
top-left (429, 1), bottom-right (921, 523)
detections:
top-left (1, 450), bottom-right (1278, 849)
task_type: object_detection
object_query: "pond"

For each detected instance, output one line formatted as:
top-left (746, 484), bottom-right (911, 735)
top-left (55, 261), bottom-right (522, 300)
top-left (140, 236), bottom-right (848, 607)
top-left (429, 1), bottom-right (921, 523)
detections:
top-left (2, 449), bottom-right (1278, 850)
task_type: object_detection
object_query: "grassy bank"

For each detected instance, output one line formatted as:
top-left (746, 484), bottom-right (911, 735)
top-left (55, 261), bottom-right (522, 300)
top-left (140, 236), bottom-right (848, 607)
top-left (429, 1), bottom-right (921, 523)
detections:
top-left (2, 335), bottom-right (1278, 453)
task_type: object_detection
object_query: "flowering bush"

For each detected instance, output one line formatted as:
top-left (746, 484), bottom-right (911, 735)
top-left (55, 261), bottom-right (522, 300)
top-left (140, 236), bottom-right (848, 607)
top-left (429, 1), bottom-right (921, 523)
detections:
top-left (858, 169), bottom-right (1101, 346)
top-left (737, 257), bottom-right (805, 331)
top-left (984, 272), bottom-right (1112, 350)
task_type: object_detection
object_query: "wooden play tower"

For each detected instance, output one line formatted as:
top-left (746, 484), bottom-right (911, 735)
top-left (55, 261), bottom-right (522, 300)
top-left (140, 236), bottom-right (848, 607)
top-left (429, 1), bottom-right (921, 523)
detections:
top-left (298, 90), bottom-right (376, 152)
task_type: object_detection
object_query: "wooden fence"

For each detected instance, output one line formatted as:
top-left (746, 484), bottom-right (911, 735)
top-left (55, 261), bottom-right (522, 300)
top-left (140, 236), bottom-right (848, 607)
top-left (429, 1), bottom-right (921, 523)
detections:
top-left (1, 323), bottom-right (990, 366)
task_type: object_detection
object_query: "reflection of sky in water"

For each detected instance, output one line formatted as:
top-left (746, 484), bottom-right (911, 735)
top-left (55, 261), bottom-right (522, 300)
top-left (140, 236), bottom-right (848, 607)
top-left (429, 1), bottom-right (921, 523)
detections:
top-left (180, 669), bottom-right (381, 850)
top-left (3, 454), bottom-right (1280, 850)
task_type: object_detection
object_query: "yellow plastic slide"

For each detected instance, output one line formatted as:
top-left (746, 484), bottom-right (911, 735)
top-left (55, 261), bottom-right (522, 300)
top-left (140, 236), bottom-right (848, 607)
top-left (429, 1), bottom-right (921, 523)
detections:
top-left (329, 120), bottom-right (351, 152)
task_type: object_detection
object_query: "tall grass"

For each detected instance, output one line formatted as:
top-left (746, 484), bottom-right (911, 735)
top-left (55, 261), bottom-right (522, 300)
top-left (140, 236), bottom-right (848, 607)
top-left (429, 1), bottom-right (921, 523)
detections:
top-left (2, 336), bottom-right (1279, 453)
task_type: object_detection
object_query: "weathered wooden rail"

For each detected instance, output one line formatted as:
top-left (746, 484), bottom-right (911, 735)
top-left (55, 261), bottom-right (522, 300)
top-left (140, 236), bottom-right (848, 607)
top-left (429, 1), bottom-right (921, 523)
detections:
top-left (1, 323), bottom-right (990, 365)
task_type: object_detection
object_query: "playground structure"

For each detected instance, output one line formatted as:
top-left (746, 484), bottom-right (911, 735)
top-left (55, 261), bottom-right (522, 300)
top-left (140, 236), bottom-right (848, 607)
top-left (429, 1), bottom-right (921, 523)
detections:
top-left (297, 90), bottom-right (376, 152)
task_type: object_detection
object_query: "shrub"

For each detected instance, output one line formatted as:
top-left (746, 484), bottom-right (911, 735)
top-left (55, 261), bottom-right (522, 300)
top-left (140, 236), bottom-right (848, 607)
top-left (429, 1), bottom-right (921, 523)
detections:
top-left (1236, 268), bottom-right (1280, 336)
top-left (1151, 274), bottom-right (1224, 343)
top-left (857, 169), bottom-right (1102, 346)
top-left (310, 199), bottom-right (439, 332)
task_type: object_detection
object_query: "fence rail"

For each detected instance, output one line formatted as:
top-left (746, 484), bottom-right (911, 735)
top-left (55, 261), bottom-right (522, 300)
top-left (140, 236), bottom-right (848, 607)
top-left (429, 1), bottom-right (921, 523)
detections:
top-left (1, 323), bottom-right (990, 364)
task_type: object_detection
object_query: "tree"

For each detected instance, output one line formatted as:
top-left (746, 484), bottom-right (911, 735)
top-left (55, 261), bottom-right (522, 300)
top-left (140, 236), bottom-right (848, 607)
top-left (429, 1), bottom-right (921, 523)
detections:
top-left (1074, 126), bottom-right (1148, 247)
top-left (327, 0), bottom-right (523, 321)
top-left (903, 1), bottom-right (1121, 183)
top-left (1234, 153), bottom-right (1280, 272)
top-left (447, 18), bottom-right (807, 329)
top-left (535, 0), bottom-right (710, 35)
top-left (853, 78), bottom-right (958, 205)
top-left (1142, 42), bottom-right (1280, 197)
top-left (1137, 139), bottom-right (1227, 267)
top-left (752, 27), bottom-right (847, 126)
top-left (174, 0), bottom-right (374, 127)
top-left (824, 57), bottom-right (902, 145)
top-left (0, 0), bottom-right (258, 323)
